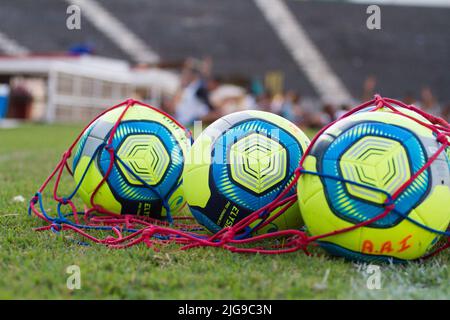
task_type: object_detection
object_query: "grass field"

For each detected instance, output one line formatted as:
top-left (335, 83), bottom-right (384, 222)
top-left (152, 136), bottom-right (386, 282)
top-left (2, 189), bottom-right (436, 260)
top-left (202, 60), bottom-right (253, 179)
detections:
top-left (0, 123), bottom-right (449, 299)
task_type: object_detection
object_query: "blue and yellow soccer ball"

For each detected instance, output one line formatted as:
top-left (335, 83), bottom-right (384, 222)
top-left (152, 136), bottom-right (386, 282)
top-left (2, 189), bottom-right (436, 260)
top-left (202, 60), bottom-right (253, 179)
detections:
top-left (447, 146), bottom-right (450, 173)
top-left (297, 110), bottom-right (450, 262)
top-left (72, 102), bottom-right (191, 219)
top-left (184, 110), bottom-right (310, 235)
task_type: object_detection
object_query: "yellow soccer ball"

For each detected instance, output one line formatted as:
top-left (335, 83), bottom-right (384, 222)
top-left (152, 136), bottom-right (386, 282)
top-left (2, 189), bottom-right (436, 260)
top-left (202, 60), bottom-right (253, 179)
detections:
top-left (184, 110), bottom-right (310, 235)
top-left (72, 102), bottom-right (191, 219)
top-left (297, 110), bottom-right (450, 262)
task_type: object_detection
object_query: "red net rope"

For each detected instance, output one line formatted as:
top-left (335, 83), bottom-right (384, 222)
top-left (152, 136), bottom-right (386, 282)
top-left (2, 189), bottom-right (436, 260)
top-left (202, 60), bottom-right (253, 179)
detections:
top-left (29, 96), bottom-right (450, 259)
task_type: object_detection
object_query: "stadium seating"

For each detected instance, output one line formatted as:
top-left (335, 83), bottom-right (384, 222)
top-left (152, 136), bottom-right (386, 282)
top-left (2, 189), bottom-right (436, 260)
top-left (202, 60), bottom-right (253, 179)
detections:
top-left (0, 0), bottom-right (448, 100)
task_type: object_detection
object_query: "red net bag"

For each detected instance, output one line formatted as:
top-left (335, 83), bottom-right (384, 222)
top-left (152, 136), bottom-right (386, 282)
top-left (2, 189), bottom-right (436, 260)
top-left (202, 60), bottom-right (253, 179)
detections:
top-left (29, 96), bottom-right (450, 262)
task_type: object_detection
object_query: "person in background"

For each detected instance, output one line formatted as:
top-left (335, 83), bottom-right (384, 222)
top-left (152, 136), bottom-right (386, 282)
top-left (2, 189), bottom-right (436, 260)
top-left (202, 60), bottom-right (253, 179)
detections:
top-left (418, 87), bottom-right (441, 117)
top-left (361, 75), bottom-right (377, 102)
top-left (305, 103), bottom-right (337, 128)
top-left (172, 57), bottom-right (220, 125)
top-left (322, 103), bottom-right (337, 123)
top-left (270, 92), bottom-right (285, 115)
top-left (7, 84), bottom-right (33, 119)
top-left (280, 90), bottom-right (304, 126)
top-left (196, 76), bottom-right (221, 112)
top-left (441, 103), bottom-right (450, 122)
top-left (195, 75), bottom-right (224, 122)
top-left (403, 92), bottom-right (417, 106)
top-left (335, 104), bottom-right (351, 119)
top-left (159, 94), bottom-right (174, 116)
top-left (255, 92), bottom-right (273, 112)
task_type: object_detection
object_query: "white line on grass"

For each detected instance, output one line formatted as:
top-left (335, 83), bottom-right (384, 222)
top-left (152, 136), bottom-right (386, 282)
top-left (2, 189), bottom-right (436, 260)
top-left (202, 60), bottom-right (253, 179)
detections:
top-left (0, 151), bottom-right (31, 164)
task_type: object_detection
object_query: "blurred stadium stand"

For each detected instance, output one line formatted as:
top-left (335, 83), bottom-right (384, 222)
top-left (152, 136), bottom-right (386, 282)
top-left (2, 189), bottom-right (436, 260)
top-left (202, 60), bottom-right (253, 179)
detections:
top-left (0, 0), bottom-right (125, 60)
top-left (95, 0), bottom-right (316, 96)
top-left (0, 0), bottom-right (448, 122)
top-left (286, 1), bottom-right (450, 102)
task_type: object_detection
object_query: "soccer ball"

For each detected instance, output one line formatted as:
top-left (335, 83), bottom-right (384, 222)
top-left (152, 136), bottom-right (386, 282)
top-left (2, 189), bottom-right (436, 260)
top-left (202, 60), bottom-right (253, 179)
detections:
top-left (72, 102), bottom-right (191, 219)
top-left (356, 104), bottom-right (430, 123)
top-left (359, 104), bottom-right (450, 172)
top-left (447, 147), bottom-right (450, 172)
top-left (184, 110), bottom-right (310, 235)
top-left (297, 110), bottom-right (450, 262)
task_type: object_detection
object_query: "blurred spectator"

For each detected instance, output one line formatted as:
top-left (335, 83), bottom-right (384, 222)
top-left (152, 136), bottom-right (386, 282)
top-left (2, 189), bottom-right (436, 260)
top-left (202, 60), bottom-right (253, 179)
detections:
top-left (361, 75), bottom-right (377, 102)
top-left (303, 103), bottom-right (337, 128)
top-left (441, 103), bottom-right (450, 122)
top-left (210, 84), bottom-right (247, 114)
top-left (172, 58), bottom-right (216, 125)
top-left (280, 91), bottom-right (303, 125)
top-left (168, 61), bottom-right (448, 130)
top-left (418, 87), bottom-right (441, 117)
top-left (271, 93), bottom-right (285, 115)
top-left (303, 112), bottom-right (324, 129)
top-left (403, 92), bottom-right (417, 106)
top-left (159, 94), bottom-right (174, 115)
top-left (255, 92), bottom-right (273, 112)
top-left (322, 103), bottom-right (337, 123)
top-left (7, 84), bottom-right (33, 119)
top-left (251, 78), bottom-right (265, 97)
top-left (335, 104), bottom-right (351, 119)
top-left (196, 76), bottom-right (221, 111)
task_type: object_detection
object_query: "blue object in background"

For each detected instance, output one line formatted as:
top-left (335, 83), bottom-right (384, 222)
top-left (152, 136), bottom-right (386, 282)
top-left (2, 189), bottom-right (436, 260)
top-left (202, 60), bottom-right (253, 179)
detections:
top-left (68, 43), bottom-right (95, 56)
top-left (250, 78), bottom-right (265, 97)
top-left (0, 84), bottom-right (10, 119)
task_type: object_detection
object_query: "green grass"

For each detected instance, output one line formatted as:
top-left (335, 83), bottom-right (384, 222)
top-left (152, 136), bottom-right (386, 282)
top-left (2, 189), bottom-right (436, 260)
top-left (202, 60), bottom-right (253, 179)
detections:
top-left (0, 124), bottom-right (449, 299)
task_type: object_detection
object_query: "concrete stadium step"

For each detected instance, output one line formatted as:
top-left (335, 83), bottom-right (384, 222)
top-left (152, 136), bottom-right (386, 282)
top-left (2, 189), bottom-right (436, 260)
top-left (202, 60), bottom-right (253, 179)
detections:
top-left (67, 0), bottom-right (159, 63)
top-left (286, 0), bottom-right (450, 101)
top-left (0, 0), bottom-right (127, 60)
top-left (96, 0), bottom-right (317, 96)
